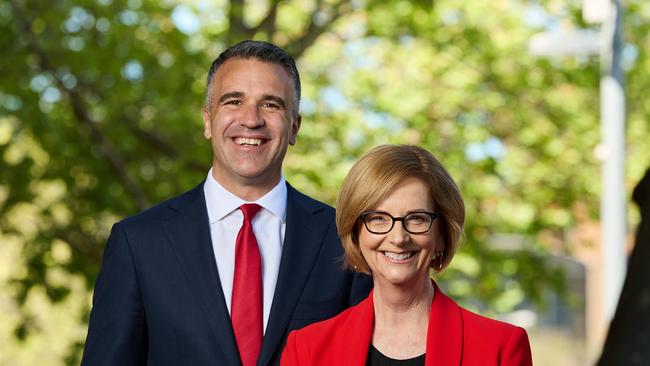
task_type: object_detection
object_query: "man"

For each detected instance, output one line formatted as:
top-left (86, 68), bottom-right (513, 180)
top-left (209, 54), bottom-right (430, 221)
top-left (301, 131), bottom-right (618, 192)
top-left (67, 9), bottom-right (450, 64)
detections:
top-left (81, 40), bottom-right (372, 366)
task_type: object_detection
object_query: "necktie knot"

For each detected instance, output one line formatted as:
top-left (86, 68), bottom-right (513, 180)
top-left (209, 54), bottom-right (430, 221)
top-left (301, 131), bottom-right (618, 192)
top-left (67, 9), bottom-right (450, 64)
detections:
top-left (240, 203), bottom-right (262, 222)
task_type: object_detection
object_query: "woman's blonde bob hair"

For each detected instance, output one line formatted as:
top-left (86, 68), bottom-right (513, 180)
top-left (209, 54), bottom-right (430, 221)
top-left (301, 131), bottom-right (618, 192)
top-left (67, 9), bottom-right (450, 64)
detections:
top-left (336, 145), bottom-right (465, 274)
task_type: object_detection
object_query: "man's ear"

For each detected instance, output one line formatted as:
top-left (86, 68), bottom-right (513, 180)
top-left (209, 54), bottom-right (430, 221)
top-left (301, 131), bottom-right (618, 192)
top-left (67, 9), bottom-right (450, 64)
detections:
top-left (203, 108), bottom-right (212, 139)
top-left (289, 114), bottom-right (301, 145)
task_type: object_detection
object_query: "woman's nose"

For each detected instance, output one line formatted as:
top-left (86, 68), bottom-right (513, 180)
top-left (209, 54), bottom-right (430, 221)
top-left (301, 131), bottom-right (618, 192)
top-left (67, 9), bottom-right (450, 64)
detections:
top-left (387, 222), bottom-right (409, 246)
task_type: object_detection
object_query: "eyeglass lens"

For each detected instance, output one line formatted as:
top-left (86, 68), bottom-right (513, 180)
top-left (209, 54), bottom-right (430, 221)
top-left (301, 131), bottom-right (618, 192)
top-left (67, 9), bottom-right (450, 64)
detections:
top-left (363, 212), bottom-right (434, 234)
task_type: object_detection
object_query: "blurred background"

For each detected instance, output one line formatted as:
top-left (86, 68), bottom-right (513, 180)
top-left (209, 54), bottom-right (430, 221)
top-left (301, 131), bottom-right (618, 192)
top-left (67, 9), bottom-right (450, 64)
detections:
top-left (1, 0), bottom-right (649, 365)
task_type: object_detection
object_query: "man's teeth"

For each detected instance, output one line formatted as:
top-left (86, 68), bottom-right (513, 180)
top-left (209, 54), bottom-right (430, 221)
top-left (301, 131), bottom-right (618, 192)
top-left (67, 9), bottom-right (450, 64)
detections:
top-left (234, 137), bottom-right (262, 146)
top-left (383, 252), bottom-right (413, 261)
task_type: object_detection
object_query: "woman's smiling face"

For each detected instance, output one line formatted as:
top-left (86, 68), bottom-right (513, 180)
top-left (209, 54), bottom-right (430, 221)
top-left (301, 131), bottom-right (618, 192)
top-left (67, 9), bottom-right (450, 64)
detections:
top-left (358, 177), bottom-right (443, 288)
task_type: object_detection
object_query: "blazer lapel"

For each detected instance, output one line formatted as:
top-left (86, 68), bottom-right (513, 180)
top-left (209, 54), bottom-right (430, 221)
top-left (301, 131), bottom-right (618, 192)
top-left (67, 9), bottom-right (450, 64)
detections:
top-left (162, 182), bottom-right (241, 366)
top-left (342, 293), bottom-right (375, 365)
top-left (258, 184), bottom-right (331, 365)
top-left (426, 281), bottom-right (463, 366)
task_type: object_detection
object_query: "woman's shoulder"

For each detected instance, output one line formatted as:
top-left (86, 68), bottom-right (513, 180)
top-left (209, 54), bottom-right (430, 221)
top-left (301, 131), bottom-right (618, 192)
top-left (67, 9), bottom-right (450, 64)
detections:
top-left (454, 305), bottom-right (533, 365)
top-left (291, 294), bottom-right (372, 339)
top-left (433, 282), bottom-right (527, 339)
top-left (458, 306), bottom-right (528, 337)
top-left (453, 304), bottom-right (532, 362)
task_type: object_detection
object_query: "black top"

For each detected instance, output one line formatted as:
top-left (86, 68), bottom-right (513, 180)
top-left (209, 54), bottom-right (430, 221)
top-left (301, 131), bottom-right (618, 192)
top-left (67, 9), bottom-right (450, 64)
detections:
top-left (366, 345), bottom-right (425, 366)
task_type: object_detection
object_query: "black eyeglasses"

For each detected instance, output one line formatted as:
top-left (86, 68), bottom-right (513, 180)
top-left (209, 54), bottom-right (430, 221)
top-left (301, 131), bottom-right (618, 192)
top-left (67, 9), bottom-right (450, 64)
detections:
top-left (360, 211), bottom-right (439, 234)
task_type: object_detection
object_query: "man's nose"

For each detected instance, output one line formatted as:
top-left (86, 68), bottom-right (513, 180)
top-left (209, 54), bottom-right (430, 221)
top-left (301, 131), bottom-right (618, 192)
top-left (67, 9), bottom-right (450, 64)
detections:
top-left (240, 104), bottom-right (264, 128)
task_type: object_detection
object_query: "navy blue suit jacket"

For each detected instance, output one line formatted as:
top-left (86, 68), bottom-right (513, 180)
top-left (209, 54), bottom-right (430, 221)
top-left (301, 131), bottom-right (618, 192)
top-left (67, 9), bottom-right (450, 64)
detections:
top-left (81, 181), bottom-right (372, 366)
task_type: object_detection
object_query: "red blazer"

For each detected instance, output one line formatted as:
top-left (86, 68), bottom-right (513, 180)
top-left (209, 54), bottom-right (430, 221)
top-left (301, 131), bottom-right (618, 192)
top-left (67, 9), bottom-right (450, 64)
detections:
top-left (281, 281), bottom-right (532, 366)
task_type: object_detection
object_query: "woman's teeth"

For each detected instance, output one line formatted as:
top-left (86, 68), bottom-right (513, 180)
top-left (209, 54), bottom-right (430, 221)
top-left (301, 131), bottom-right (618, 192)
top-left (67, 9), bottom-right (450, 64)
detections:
top-left (383, 251), bottom-right (413, 260)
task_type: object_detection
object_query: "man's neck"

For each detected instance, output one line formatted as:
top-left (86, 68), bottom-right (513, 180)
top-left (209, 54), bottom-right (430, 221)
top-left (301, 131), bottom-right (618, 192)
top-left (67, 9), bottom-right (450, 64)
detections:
top-left (210, 169), bottom-right (281, 201)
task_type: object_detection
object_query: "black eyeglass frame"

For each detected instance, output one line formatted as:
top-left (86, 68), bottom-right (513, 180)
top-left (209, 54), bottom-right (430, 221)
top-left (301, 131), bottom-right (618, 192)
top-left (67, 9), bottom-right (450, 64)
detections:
top-left (359, 211), bottom-right (440, 235)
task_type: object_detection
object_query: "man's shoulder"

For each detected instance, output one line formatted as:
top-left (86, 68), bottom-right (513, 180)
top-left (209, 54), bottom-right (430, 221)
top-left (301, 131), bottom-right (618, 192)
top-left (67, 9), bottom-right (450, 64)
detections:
top-left (286, 182), bottom-right (334, 215)
top-left (118, 181), bottom-right (205, 229)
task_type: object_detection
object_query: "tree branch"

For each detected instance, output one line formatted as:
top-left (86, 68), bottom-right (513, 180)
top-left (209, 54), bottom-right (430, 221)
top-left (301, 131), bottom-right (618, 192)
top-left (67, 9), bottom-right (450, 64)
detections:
top-left (250, 0), bottom-right (282, 37)
top-left (56, 231), bottom-right (103, 266)
top-left (68, 79), bottom-right (207, 173)
top-left (124, 123), bottom-right (207, 172)
top-left (228, 0), bottom-right (251, 40)
top-left (64, 88), bottom-right (151, 210)
top-left (11, 1), bottom-right (150, 210)
top-left (290, 0), bottom-right (351, 59)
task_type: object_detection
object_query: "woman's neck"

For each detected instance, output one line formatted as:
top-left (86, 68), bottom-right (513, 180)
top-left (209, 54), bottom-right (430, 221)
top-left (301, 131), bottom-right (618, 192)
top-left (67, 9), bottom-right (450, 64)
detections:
top-left (373, 276), bottom-right (434, 315)
top-left (371, 276), bottom-right (434, 359)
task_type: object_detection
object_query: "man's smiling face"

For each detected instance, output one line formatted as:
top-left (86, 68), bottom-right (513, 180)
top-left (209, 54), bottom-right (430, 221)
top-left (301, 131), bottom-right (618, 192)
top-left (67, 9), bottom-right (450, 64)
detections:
top-left (203, 58), bottom-right (301, 199)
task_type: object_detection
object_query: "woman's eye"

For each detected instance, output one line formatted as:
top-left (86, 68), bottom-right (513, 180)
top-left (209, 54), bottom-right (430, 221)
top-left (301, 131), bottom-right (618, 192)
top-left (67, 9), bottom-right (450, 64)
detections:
top-left (367, 215), bottom-right (387, 222)
top-left (407, 214), bottom-right (427, 223)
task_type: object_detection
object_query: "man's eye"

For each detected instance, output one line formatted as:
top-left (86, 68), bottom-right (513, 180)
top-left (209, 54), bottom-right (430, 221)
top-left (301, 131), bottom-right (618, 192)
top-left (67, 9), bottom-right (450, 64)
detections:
top-left (224, 100), bottom-right (241, 105)
top-left (262, 102), bottom-right (280, 109)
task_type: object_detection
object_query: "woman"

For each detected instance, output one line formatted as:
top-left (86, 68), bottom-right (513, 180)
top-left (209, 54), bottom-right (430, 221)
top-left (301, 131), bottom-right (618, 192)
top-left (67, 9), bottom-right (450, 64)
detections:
top-left (281, 145), bottom-right (532, 366)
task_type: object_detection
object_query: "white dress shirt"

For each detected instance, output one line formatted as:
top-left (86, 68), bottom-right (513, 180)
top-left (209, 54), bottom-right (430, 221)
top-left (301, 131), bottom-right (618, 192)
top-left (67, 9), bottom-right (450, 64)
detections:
top-left (203, 168), bottom-right (286, 333)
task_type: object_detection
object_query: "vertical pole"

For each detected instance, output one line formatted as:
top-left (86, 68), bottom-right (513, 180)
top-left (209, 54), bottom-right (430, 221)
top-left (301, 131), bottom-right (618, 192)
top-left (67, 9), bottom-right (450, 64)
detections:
top-left (600, 0), bottom-right (626, 322)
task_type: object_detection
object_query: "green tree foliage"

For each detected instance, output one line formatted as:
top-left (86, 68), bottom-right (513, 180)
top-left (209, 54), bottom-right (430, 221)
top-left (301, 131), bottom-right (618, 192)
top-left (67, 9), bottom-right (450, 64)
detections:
top-left (1, 0), bottom-right (649, 364)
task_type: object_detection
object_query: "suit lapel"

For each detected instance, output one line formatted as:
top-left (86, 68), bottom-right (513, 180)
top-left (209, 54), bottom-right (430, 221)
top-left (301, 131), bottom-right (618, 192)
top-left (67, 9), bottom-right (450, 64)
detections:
top-left (162, 182), bottom-right (241, 366)
top-left (426, 281), bottom-right (463, 366)
top-left (257, 184), bottom-right (330, 365)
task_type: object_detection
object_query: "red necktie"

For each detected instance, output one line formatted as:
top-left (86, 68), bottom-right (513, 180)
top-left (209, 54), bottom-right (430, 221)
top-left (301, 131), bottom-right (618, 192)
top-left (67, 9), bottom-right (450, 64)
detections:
top-left (231, 203), bottom-right (263, 366)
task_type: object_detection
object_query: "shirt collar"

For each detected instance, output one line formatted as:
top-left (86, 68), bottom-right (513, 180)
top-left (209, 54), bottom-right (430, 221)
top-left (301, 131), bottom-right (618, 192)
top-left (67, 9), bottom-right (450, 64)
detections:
top-left (203, 168), bottom-right (287, 223)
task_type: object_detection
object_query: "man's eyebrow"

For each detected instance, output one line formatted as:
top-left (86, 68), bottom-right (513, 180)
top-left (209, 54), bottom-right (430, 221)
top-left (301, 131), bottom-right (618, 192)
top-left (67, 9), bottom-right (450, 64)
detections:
top-left (262, 94), bottom-right (287, 109)
top-left (218, 91), bottom-right (244, 104)
top-left (217, 92), bottom-right (287, 109)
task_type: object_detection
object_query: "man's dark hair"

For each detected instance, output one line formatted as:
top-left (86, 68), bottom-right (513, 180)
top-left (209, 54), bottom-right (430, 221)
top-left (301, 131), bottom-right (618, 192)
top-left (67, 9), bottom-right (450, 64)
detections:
top-left (205, 40), bottom-right (301, 116)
